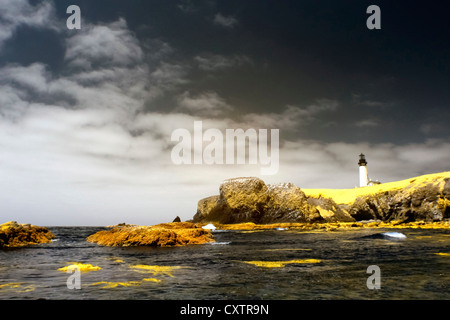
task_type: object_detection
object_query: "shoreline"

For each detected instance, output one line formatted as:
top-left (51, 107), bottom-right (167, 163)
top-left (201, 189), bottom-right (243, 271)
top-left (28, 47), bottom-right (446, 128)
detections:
top-left (194, 172), bottom-right (450, 224)
top-left (2, 219), bottom-right (448, 249)
top-left (302, 171), bottom-right (450, 205)
top-left (205, 220), bottom-right (450, 231)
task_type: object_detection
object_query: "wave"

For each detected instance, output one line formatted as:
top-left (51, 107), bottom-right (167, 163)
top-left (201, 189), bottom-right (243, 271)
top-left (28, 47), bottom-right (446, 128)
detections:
top-left (206, 241), bottom-right (231, 245)
top-left (381, 232), bottom-right (407, 239)
top-left (359, 231), bottom-right (407, 240)
top-left (202, 223), bottom-right (216, 231)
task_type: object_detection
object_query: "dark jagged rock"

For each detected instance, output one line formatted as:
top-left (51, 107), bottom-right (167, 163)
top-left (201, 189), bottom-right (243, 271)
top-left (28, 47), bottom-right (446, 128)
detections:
top-left (348, 179), bottom-right (450, 222)
top-left (306, 196), bottom-right (354, 222)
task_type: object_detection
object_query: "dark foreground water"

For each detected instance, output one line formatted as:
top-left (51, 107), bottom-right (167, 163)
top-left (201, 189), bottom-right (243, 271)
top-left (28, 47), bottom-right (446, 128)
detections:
top-left (0, 226), bottom-right (449, 300)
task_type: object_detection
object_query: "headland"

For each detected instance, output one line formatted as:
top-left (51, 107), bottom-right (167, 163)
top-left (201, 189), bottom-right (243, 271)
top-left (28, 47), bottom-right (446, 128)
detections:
top-left (193, 172), bottom-right (450, 226)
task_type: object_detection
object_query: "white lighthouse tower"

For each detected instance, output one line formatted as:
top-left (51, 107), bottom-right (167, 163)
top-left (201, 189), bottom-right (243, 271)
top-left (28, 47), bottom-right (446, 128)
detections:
top-left (358, 153), bottom-right (370, 187)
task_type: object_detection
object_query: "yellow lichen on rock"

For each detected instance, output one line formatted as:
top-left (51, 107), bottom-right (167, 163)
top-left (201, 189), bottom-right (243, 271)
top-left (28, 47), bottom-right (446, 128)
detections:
top-left (129, 264), bottom-right (186, 277)
top-left (91, 281), bottom-right (140, 288)
top-left (437, 197), bottom-right (450, 211)
top-left (0, 282), bottom-right (35, 292)
top-left (303, 171), bottom-right (450, 205)
top-left (58, 263), bottom-right (102, 273)
top-left (317, 207), bottom-right (335, 220)
top-left (0, 221), bottom-right (55, 248)
top-left (86, 222), bottom-right (214, 247)
top-left (194, 172), bottom-right (450, 225)
top-left (434, 252), bottom-right (450, 257)
top-left (142, 278), bottom-right (162, 283)
top-left (193, 177), bottom-right (353, 224)
top-left (91, 277), bottom-right (162, 289)
top-left (212, 220), bottom-right (449, 231)
top-left (240, 259), bottom-right (321, 268)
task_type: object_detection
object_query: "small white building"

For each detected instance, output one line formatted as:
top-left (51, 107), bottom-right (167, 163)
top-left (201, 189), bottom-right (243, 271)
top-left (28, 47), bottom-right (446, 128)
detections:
top-left (358, 153), bottom-right (381, 187)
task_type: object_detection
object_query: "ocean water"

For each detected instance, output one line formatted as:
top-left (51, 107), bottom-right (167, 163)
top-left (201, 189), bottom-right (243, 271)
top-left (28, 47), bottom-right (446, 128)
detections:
top-left (0, 226), bottom-right (449, 300)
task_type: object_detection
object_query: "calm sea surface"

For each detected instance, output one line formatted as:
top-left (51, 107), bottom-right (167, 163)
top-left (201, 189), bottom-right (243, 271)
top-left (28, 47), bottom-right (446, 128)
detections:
top-left (0, 226), bottom-right (449, 300)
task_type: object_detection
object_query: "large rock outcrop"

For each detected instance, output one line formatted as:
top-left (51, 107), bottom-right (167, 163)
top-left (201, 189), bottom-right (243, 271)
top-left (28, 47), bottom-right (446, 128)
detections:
top-left (87, 222), bottom-right (214, 247)
top-left (0, 221), bottom-right (55, 248)
top-left (347, 175), bottom-right (450, 222)
top-left (193, 172), bottom-right (450, 224)
top-left (192, 177), bottom-right (354, 224)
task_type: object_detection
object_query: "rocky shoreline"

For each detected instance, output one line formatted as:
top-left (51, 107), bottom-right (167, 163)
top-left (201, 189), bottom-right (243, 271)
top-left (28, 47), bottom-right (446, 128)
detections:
top-left (86, 222), bottom-right (214, 247)
top-left (193, 172), bottom-right (450, 225)
top-left (0, 221), bottom-right (55, 248)
top-left (206, 220), bottom-right (450, 231)
top-left (2, 172), bottom-right (449, 248)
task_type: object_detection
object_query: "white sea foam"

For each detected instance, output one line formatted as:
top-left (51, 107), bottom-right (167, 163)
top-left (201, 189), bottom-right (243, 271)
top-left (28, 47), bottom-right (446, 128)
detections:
top-left (381, 232), bottom-right (407, 239)
top-left (207, 241), bottom-right (231, 245)
top-left (202, 223), bottom-right (216, 231)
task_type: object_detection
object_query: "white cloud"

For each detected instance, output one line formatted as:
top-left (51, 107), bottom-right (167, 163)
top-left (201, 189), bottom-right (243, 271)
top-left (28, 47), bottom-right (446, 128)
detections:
top-left (0, 12), bottom-right (193, 225)
top-left (0, 0), bottom-right (57, 49)
top-left (65, 18), bottom-right (143, 70)
top-left (213, 13), bottom-right (238, 28)
top-left (0, 63), bottom-right (50, 93)
top-left (271, 139), bottom-right (450, 190)
top-left (150, 62), bottom-right (189, 93)
top-left (176, 91), bottom-right (233, 117)
top-left (242, 99), bottom-right (339, 131)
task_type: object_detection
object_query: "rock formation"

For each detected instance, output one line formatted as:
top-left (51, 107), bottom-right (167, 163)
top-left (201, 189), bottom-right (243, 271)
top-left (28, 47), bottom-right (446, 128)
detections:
top-left (193, 172), bottom-right (450, 224)
top-left (192, 177), bottom-right (354, 224)
top-left (346, 174), bottom-right (450, 222)
top-left (0, 221), bottom-right (55, 248)
top-left (87, 222), bottom-right (214, 247)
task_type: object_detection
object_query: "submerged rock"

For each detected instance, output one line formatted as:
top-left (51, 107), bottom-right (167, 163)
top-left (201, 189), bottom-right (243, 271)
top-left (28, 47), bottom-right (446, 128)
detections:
top-left (86, 222), bottom-right (214, 247)
top-left (0, 221), bottom-right (55, 248)
top-left (58, 263), bottom-right (102, 273)
top-left (359, 232), bottom-right (407, 240)
top-left (240, 259), bottom-right (322, 268)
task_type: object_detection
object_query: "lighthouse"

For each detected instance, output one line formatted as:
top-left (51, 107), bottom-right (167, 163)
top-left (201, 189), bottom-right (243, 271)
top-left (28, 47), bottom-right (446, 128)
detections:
top-left (358, 153), bottom-right (370, 187)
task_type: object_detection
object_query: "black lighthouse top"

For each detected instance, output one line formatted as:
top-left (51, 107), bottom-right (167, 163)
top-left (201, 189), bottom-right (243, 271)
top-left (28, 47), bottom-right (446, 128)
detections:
top-left (358, 153), bottom-right (367, 166)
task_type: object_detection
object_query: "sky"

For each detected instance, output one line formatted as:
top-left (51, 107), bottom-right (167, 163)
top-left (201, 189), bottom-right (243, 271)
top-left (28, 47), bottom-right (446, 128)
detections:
top-left (0, 0), bottom-right (449, 226)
